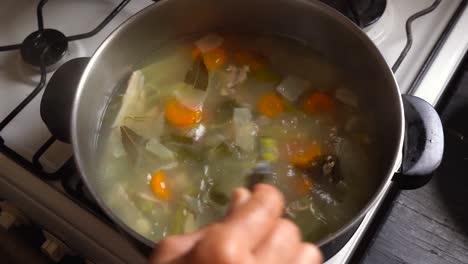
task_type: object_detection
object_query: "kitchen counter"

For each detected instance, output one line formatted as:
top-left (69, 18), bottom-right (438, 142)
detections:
top-left (351, 54), bottom-right (468, 264)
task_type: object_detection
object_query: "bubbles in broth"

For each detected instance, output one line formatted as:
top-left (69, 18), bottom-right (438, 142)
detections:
top-left (97, 33), bottom-right (378, 243)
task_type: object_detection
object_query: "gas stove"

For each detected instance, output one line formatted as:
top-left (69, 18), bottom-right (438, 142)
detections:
top-left (0, 0), bottom-right (467, 263)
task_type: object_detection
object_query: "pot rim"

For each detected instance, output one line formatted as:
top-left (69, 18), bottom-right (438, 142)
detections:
top-left (72, 0), bottom-right (405, 251)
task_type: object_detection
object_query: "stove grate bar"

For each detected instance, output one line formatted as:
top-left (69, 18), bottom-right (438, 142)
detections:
top-left (0, 50), bottom-right (47, 132)
top-left (0, 0), bottom-right (120, 188)
top-left (37, 0), bottom-right (49, 31)
top-left (32, 136), bottom-right (56, 170)
top-left (66, 0), bottom-right (132, 42)
top-left (0, 44), bottom-right (21, 52)
top-left (392, 0), bottom-right (442, 73)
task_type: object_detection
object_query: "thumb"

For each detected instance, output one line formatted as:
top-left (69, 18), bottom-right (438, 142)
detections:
top-left (226, 188), bottom-right (251, 216)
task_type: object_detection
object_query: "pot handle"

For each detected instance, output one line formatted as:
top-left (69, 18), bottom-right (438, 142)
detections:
top-left (40, 57), bottom-right (90, 143)
top-left (393, 94), bottom-right (444, 189)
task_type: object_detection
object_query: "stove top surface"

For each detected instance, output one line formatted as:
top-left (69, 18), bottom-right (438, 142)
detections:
top-left (0, 0), bottom-right (466, 263)
top-left (321, 0), bottom-right (387, 27)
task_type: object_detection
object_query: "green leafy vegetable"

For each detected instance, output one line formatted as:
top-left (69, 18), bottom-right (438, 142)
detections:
top-left (170, 206), bottom-right (188, 235)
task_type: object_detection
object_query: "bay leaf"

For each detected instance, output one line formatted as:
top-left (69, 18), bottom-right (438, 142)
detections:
top-left (120, 126), bottom-right (146, 162)
top-left (184, 57), bottom-right (208, 91)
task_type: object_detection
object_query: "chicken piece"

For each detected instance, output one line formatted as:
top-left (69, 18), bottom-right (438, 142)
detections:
top-left (220, 65), bottom-right (250, 96)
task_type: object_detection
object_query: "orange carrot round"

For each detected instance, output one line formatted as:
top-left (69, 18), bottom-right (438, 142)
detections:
top-left (202, 47), bottom-right (226, 71)
top-left (165, 98), bottom-right (202, 127)
top-left (192, 47), bottom-right (226, 71)
top-left (191, 47), bottom-right (202, 60)
top-left (258, 92), bottom-right (285, 118)
top-left (288, 142), bottom-right (322, 169)
top-left (295, 176), bottom-right (313, 195)
top-left (151, 171), bottom-right (170, 200)
top-left (302, 92), bottom-right (335, 114)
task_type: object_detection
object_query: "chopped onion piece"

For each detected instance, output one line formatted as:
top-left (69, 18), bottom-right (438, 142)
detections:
top-left (205, 134), bottom-right (226, 147)
top-left (155, 162), bottom-right (179, 171)
top-left (186, 124), bottom-right (206, 141)
top-left (146, 139), bottom-right (176, 160)
top-left (110, 128), bottom-right (126, 158)
top-left (184, 213), bottom-right (197, 233)
top-left (195, 33), bottom-right (224, 53)
top-left (137, 192), bottom-right (168, 211)
top-left (335, 88), bottom-right (358, 108)
top-left (233, 108), bottom-right (252, 124)
top-left (276, 75), bottom-right (310, 102)
top-left (110, 184), bottom-right (130, 204)
top-left (113, 70), bottom-right (145, 127)
top-left (236, 123), bottom-right (257, 152)
top-left (138, 192), bottom-right (163, 204)
top-left (135, 218), bottom-right (151, 235)
top-left (153, 112), bottom-right (166, 138)
top-left (174, 82), bottom-right (207, 110)
top-left (233, 108), bottom-right (257, 152)
top-left (255, 115), bottom-right (271, 127)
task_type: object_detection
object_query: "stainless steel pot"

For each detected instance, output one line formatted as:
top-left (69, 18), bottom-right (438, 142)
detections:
top-left (40, 0), bottom-right (444, 260)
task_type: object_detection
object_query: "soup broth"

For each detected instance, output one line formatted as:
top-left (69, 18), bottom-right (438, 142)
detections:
top-left (97, 33), bottom-right (378, 243)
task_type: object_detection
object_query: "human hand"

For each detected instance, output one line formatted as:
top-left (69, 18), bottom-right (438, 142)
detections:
top-left (149, 184), bottom-right (323, 264)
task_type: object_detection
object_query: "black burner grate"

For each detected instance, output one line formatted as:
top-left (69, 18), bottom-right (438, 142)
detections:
top-left (0, 0), bottom-right (132, 216)
top-left (321, 0), bottom-right (387, 28)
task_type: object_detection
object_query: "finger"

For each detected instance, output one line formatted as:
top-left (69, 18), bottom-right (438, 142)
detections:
top-left (182, 223), bottom-right (255, 264)
top-left (223, 184), bottom-right (285, 249)
top-left (227, 188), bottom-right (251, 215)
top-left (292, 244), bottom-right (323, 264)
top-left (149, 230), bottom-right (205, 264)
top-left (254, 219), bottom-right (302, 263)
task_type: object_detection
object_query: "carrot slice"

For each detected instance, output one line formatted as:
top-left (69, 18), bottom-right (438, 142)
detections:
top-left (203, 47), bottom-right (226, 71)
top-left (258, 92), bottom-right (285, 118)
top-left (192, 47), bottom-right (202, 60)
top-left (165, 98), bottom-right (202, 127)
top-left (192, 47), bottom-right (226, 71)
top-left (151, 171), bottom-right (170, 200)
top-left (302, 92), bottom-right (335, 114)
top-left (295, 176), bottom-right (313, 196)
top-left (289, 143), bottom-right (322, 169)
